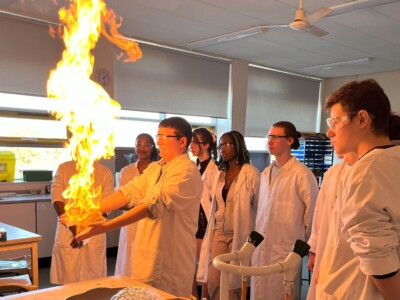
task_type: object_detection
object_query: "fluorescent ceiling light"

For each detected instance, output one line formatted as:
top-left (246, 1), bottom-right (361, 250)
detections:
top-left (299, 58), bottom-right (371, 72)
top-left (188, 26), bottom-right (268, 49)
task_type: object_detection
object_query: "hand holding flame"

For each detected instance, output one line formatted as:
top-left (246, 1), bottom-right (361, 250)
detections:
top-left (48, 0), bottom-right (141, 244)
top-left (59, 213), bottom-right (84, 248)
top-left (74, 220), bottom-right (108, 242)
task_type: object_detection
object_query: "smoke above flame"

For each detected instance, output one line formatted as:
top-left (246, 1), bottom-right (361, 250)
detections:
top-left (47, 0), bottom-right (142, 233)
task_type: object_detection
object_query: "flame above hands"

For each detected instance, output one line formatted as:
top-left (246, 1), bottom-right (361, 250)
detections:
top-left (47, 0), bottom-right (142, 234)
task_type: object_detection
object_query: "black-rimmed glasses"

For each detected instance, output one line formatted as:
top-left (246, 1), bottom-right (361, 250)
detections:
top-left (155, 134), bottom-right (181, 142)
top-left (191, 140), bottom-right (206, 145)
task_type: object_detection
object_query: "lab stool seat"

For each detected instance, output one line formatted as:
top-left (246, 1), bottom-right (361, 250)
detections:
top-left (0, 274), bottom-right (35, 295)
top-left (0, 255), bottom-right (31, 276)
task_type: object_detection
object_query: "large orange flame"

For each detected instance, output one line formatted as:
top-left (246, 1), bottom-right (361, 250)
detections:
top-left (47, 0), bottom-right (142, 233)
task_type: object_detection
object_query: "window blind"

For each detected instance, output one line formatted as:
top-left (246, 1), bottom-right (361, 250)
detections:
top-left (246, 66), bottom-right (321, 137)
top-left (115, 44), bottom-right (230, 118)
top-left (0, 17), bottom-right (63, 96)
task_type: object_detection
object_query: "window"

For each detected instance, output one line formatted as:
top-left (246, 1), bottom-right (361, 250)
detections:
top-left (113, 119), bottom-right (159, 148)
top-left (0, 93), bottom-right (70, 180)
top-left (244, 137), bottom-right (267, 152)
top-left (0, 92), bottom-right (217, 179)
top-left (0, 146), bottom-right (69, 181)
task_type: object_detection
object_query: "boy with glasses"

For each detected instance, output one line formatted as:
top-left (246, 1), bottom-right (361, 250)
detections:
top-left (251, 121), bottom-right (318, 300)
top-left (317, 79), bottom-right (400, 299)
top-left (75, 117), bottom-right (203, 298)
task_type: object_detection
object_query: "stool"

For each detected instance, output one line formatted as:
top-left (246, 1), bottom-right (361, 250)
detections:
top-left (0, 274), bottom-right (35, 296)
top-left (0, 255), bottom-right (31, 276)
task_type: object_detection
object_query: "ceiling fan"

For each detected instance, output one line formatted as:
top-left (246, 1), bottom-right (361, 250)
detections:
top-left (188, 0), bottom-right (399, 49)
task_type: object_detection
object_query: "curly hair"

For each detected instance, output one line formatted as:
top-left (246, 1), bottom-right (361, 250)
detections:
top-left (217, 130), bottom-right (250, 171)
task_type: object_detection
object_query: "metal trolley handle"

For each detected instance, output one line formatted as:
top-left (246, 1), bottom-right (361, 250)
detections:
top-left (213, 232), bottom-right (310, 300)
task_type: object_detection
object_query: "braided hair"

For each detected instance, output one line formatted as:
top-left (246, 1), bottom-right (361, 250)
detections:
top-left (217, 130), bottom-right (250, 171)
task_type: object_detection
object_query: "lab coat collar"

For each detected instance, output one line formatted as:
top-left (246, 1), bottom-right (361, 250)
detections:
top-left (272, 155), bottom-right (297, 170)
top-left (157, 152), bottom-right (190, 170)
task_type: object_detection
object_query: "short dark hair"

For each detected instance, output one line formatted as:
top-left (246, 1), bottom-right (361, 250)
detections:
top-left (136, 133), bottom-right (159, 161)
top-left (389, 112), bottom-right (400, 141)
top-left (325, 79), bottom-right (391, 136)
top-left (193, 127), bottom-right (217, 159)
top-left (159, 117), bottom-right (192, 150)
top-left (217, 130), bottom-right (250, 171)
top-left (272, 121), bottom-right (301, 149)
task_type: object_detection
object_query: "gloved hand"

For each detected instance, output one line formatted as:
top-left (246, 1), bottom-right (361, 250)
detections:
top-left (68, 225), bottom-right (83, 248)
top-left (59, 214), bottom-right (83, 248)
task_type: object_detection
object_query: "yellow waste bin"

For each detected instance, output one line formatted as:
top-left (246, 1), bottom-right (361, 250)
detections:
top-left (0, 151), bottom-right (16, 182)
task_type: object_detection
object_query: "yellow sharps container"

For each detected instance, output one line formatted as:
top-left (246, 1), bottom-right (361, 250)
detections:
top-left (0, 151), bottom-right (16, 182)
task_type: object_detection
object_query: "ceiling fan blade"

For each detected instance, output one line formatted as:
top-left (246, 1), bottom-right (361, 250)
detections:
top-left (188, 26), bottom-right (268, 49)
top-left (265, 24), bottom-right (290, 28)
top-left (328, 0), bottom-right (400, 17)
top-left (302, 25), bottom-right (329, 37)
top-left (306, 7), bottom-right (332, 24)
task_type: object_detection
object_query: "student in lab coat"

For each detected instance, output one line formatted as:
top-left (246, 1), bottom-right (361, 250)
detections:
top-left (75, 117), bottom-right (203, 298)
top-left (197, 130), bottom-right (260, 300)
top-left (316, 79), bottom-right (400, 299)
top-left (189, 127), bottom-right (217, 300)
top-left (306, 152), bottom-right (359, 300)
top-left (308, 110), bottom-right (400, 299)
top-left (50, 160), bottom-right (114, 284)
top-left (115, 133), bottom-right (158, 276)
top-left (251, 121), bottom-right (318, 300)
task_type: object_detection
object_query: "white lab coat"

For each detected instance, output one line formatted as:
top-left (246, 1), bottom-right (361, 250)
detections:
top-left (50, 161), bottom-right (114, 284)
top-left (317, 146), bottom-right (400, 299)
top-left (119, 153), bottom-right (203, 297)
top-left (115, 162), bottom-right (140, 276)
top-left (251, 156), bottom-right (318, 300)
top-left (200, 159), bottom-right (218, 220)
top-left (197, 163), bottom-right (260, 289)
top-left (306, 160), bottom-right (347, 300)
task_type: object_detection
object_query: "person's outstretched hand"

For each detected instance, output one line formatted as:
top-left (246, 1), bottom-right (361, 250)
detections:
top-left (68, 225), bottom-right (83, 248)
top-left (74, 220), bottom-right (108, 242)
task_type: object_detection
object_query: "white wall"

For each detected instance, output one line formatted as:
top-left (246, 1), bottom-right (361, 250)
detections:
top-left (320, 70), bottom-right (400, 133)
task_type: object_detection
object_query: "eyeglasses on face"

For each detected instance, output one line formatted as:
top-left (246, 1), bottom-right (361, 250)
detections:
top-left (135, 143), bottom-right (153, 149)
top-left (217, 142), bottom-right (235, 150)
top-left (155, 134), bottom-right (181, 142)
top-left (326, 112), bottom-right (356, 130)
top-left (191, 140), bottom-right (206, 145)
top-left (266, 135), bottom-right (288, 141)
